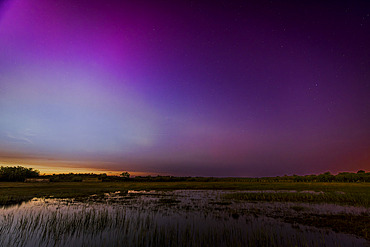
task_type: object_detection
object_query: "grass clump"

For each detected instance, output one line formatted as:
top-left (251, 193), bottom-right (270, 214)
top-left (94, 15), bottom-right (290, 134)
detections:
top-left (223, 192), bottom-right (370, 207)
top-left (0, 195), bottom-right (33, 206)
top-left (158, 198), bottom-right (180, 204)
top-left (290, 205), bottom-right (306, 212)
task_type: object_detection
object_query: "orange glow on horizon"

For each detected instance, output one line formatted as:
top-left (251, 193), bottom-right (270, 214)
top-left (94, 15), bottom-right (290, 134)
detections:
top-left (0, 161), bottom-right (150, 177)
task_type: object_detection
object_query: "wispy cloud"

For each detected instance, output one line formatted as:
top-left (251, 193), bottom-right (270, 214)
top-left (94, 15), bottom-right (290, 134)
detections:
top-left (6, 132), bottom-right (33, 144)
top-left (23, 128), bottom-right (37, 137)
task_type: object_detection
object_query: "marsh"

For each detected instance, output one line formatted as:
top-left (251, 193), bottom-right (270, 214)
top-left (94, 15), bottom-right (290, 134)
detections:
top-left (0, 190), bottom-right (368, 247)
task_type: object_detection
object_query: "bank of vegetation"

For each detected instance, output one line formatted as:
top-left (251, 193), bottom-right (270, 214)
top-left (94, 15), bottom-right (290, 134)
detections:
top-left (1, 166), bottom-right (369, 183)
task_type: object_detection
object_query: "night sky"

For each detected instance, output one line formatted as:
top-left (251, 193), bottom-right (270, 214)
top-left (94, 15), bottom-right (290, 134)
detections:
top-left (0, 0), bottom-right (369, 176)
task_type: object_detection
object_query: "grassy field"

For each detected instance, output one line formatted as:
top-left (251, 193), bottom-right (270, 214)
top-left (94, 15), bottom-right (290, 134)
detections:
top-left (0, 181), bottom-right (369, 207)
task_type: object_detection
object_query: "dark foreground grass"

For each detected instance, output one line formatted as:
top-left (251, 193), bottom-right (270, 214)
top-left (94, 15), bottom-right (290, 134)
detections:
top-left (0, 181), bottom-right (369, 206)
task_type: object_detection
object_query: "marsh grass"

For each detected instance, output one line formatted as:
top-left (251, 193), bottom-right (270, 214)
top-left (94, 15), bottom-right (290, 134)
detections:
top-left (223, 191), bottom-right (370, 240)
top-left (0, 195), bottom-right (33, 206)
top-left (158, 198), bottom-right (180, 204)
top-left (223, 191), bottom-right (370, 207)
top-left (283, 213), bottom-right (370, 241)
top-left (0, 181), bottom-right (369, 206)
top-left (0, 199), bottom-right (366, 247)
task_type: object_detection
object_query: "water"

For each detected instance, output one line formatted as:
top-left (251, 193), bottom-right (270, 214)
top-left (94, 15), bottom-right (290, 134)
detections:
top-left (0, 190), bottom-right (368, 247)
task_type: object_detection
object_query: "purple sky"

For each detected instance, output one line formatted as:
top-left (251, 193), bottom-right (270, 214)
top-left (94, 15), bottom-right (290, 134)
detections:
top-left (0, 0), bottom-right (369, 176)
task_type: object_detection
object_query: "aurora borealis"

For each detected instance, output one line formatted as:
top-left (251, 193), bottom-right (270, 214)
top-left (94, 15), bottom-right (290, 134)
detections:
top-left (0, 0), bottom-right (369, 176)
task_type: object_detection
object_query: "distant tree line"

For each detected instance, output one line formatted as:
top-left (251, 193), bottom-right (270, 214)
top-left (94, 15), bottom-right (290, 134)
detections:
top-left (0, 166), bottom-right (40, 182)
top-left (44, 171), bottom-right (369, 183)
top-left (42, 172), bottom-right (131, 182)
top-left (253, 170), bottom-right (369, 183)
top-left (130, 170), bottom-right (370, 183)
top-left (0, 166), bottom-right (369, 182)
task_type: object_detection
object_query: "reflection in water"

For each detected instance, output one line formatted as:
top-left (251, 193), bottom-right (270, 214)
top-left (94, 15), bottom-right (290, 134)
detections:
top-left (0, 190), bottom-right (368, 247)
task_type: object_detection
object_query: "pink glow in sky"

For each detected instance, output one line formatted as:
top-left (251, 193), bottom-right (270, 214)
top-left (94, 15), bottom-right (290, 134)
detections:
top-left (0, 0), bottom-right (369, 176)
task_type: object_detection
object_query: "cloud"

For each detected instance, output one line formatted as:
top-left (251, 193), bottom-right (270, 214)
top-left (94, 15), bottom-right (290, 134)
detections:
top-left (23, 128), bottom-right (37, 137)
top-left (6, 132), bottom-right (33, 144)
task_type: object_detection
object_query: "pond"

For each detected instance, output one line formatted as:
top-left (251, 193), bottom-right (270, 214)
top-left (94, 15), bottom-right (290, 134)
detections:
top-left (0, 190), bottom-right (368, 247)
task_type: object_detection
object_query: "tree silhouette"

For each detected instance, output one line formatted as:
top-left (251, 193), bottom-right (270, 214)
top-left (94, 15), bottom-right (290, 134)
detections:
top-left (0, 166), bottom-right (40, 182)
top-left (120, 171), bottom-right (130, 179)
